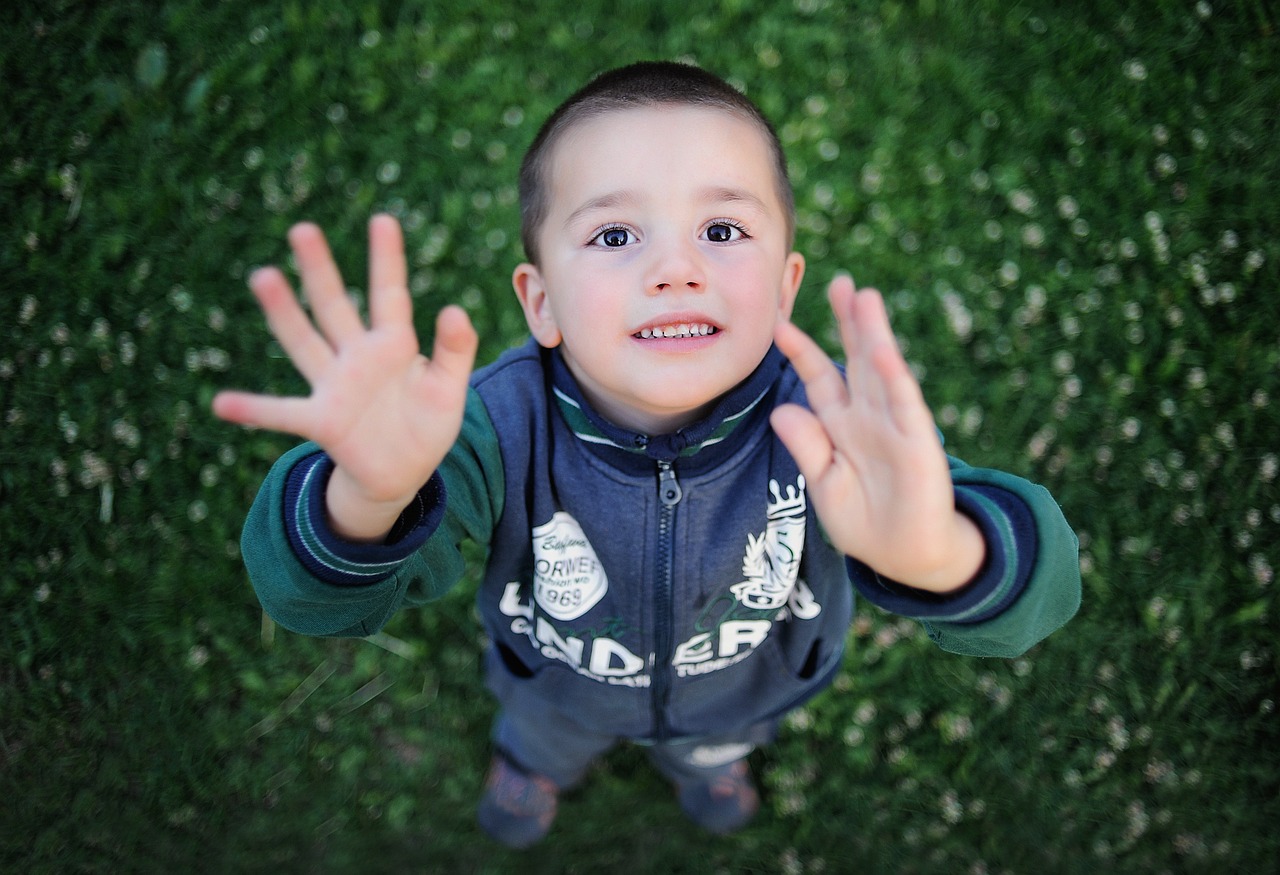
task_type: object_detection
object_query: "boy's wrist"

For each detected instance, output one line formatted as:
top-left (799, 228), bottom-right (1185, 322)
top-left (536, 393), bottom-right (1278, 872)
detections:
top-left (324, 466), bottom-right (419, 543)
top-left (898, 512), bottom-right (987, 594)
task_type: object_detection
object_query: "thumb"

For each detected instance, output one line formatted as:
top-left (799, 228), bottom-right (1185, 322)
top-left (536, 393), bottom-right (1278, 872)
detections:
top-left (771, 403), bottom-right (835, 486)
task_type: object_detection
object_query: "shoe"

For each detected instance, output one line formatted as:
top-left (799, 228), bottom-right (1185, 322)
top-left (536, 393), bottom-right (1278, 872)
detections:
top-left (476, 754), bottom-right (559, 849)
top-left (675, 759), bottom-right (760, 835)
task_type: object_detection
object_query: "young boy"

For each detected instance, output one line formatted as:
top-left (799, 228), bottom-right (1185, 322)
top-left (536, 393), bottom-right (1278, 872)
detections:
top-left (213, 61), bottom-right (1080, 848)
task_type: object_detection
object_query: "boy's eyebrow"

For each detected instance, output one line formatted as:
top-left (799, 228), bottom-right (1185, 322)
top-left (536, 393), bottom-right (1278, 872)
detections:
top-left (563, 186), bottom-right (770, 228)
top-left (698, 186), bottom-right (770, 215)
top-left (563, 190), bottom-right (641, 228)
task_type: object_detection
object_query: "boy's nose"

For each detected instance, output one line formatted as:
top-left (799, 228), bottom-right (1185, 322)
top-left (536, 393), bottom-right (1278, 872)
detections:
top-left (645, 238), bottom-right (706, 294)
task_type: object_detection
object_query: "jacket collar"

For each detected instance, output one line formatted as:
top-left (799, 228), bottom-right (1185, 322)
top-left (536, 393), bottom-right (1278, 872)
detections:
top-left (548, 345), bottom-right (785, 469)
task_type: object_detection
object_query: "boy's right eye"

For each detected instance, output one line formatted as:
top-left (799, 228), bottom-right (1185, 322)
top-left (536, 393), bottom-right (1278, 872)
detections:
top-left (590, 226), bottom-right (635, 248)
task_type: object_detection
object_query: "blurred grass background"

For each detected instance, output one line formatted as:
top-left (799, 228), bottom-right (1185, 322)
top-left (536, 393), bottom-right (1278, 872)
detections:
top-left (2, 1), bottom-right (1277, 872)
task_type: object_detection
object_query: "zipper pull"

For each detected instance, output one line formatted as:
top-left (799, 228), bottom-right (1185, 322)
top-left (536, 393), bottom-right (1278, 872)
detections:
top-left (657, 461), bottom-right (682, 507)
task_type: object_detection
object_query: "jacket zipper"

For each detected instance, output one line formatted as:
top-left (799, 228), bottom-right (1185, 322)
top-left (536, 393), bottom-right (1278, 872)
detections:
top-left (652, 460), bottom-right (683, 740)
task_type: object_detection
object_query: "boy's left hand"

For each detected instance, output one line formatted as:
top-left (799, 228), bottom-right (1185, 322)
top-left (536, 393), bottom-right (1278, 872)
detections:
top-left (772, 275), bottom-right (985, 593)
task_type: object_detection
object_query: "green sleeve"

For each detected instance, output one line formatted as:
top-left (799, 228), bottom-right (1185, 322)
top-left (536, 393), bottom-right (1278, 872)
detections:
top-left (924, 463), bottom-right (1081, 658)
top-left (239, 389), bottom-right (504, 637)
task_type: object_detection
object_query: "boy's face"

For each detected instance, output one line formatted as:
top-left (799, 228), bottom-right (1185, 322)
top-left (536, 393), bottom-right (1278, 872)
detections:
top-left (513, 105), bottom-right (805, 434)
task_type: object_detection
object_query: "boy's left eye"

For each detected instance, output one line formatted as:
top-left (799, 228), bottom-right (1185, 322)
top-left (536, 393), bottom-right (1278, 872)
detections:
top-left (704, 222), bottom-right (746, 243)
top-left (589, 226), bottom-right (636, 248)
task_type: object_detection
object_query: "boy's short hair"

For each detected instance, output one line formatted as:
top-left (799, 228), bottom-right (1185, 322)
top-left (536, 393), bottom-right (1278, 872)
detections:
top-left (518, 61), bottom-right (796, 264)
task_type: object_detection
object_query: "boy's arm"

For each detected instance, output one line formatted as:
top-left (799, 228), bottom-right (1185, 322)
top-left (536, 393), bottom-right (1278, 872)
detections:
top-left (241, 389), bottom-right (504, 637)
top-left (847, 459), bottom-right (1080, 658)
top-left (773, 275), bottom-right (1080, 656)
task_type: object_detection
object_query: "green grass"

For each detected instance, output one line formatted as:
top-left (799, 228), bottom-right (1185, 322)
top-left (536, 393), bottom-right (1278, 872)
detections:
top-left (3, 1), bottom-right (1277, 872)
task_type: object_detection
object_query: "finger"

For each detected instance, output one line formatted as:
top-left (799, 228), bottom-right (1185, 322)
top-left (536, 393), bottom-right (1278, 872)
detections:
top-left (845, 287), bottom-right (898, 412)
top-left (428, 305), bottom-right (479, 382)
top-left (289, 222), bottom-right (364, 345)
top-left (211, 390), bottom-right (315, 438)
top-left (250, 267), bottom-right (333, 383)
top-left (827, 274), bottom-right (861, 364)
top-left (368, 214), bottom-right (412, 329)
top-left (871, 343), bottom-right (938, 438)
top-left (770, 403), bottom-right (836, 485)
top-left (849, 286), bottom-right (899, 355)
top-left (774, 320), bottom-right (849, 411)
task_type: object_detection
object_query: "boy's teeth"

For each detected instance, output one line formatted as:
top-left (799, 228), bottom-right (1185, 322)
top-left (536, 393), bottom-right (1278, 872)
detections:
top-left (638, 323), bottom-right (717, 339)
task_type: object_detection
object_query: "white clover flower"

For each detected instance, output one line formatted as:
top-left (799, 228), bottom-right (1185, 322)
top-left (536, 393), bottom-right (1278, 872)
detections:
top-left (1008, 188), bottom-right (1037, 214)
top-left (940, 790), bottom-right (963, 824)
top-left (1027, 425), bottom-right (1055, 460)
top-left (187, 645), bottom-right (210, 668)
top-left (861, 164), bottom-right (883, 194)
top-left (1107, 716), bottom-right (1130, 750)
top-left (377, 161), bottom-right (400, 184)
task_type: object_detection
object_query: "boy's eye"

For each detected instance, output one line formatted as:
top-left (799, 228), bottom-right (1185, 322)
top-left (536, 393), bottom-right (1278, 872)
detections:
top-left (593, 227), bottom-right (634, 247)
top-left (705, 222), bottom-right (745, 243)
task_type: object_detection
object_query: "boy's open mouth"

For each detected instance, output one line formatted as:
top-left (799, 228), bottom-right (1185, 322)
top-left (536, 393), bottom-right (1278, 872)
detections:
top-left (633, 323), bottom-right (719, 339)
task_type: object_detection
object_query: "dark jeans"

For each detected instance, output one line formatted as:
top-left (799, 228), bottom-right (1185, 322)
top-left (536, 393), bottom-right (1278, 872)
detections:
top-left (492, 696), bottom-right (778, 790)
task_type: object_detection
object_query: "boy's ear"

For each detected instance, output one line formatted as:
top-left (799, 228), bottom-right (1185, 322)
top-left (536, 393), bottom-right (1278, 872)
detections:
top-left (512, 263), bottom-right (563, 348)
top-left (776, 251), bottom-right (806, 322)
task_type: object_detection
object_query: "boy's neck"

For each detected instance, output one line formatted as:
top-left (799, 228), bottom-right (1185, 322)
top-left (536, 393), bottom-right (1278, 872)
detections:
top-left (548, 342), bottom-right (785, 461)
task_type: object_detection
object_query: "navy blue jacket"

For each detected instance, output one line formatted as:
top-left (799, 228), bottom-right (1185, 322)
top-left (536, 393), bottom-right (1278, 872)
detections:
top-left (243, 339), bottom-right (1081, 741)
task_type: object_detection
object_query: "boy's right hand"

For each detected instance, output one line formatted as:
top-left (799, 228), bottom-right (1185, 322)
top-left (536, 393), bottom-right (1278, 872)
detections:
top-left (212, 215), bottom-right (478, 542)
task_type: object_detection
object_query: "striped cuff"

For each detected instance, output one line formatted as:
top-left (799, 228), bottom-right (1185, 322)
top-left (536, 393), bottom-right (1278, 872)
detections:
top-left (848, 485), bottom-right (1036, 624)
top-left (282, 453), bottom-right (445, 586)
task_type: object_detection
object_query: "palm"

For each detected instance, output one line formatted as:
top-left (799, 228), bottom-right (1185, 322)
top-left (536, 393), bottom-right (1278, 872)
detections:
top-left (772, 277), bottom-right (982, 592)
top-left (213, 216), bottom-right (477, 508)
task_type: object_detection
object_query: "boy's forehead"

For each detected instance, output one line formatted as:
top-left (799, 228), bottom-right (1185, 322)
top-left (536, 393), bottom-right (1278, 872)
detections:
top-left (545, 104), bottom-right (780, 209)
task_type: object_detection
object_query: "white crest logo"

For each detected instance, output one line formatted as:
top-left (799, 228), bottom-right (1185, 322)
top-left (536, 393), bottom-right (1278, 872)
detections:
top-left (729, 476), bottom-right (808, 612)
top-left (530, 511), bottom-right (609, 621)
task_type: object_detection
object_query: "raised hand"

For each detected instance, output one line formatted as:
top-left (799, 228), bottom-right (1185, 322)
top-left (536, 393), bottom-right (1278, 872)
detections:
top-left (212, 215), bottom-right (478, 541)
top-left (771, 275), bottom-right (984, 593)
